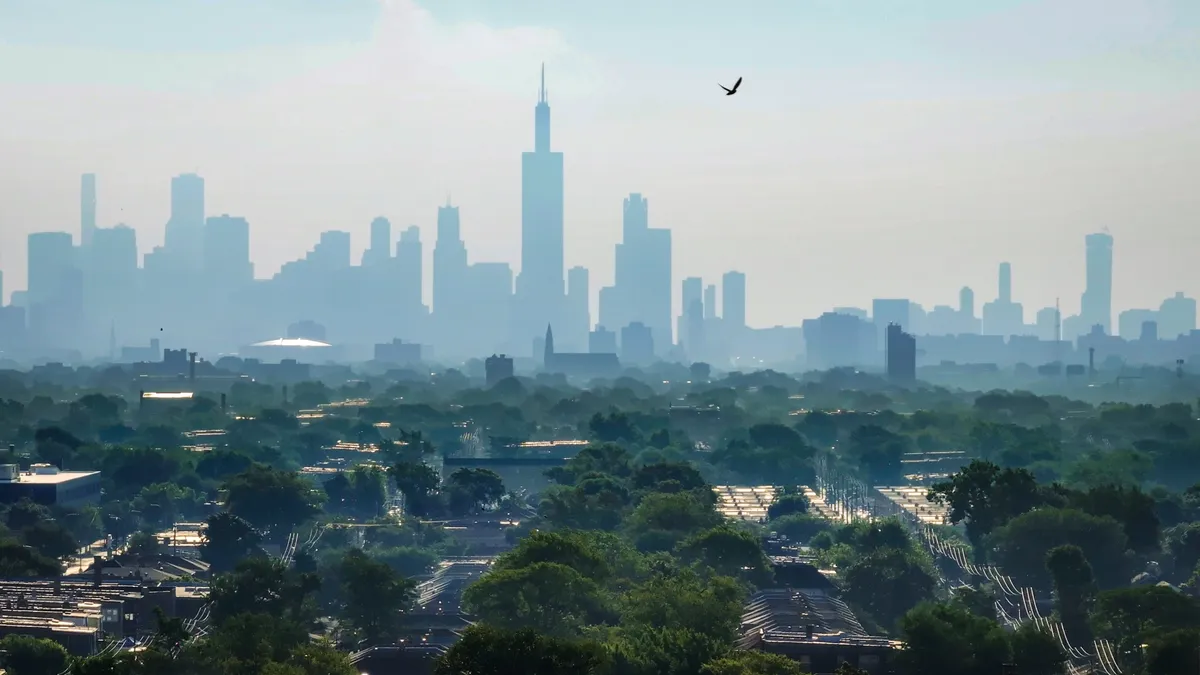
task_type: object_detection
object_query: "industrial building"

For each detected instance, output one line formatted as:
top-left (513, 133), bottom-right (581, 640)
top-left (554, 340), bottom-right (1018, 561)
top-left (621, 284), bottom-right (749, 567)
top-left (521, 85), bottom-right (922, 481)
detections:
top-left (0, 464), bottom-right (101, 508)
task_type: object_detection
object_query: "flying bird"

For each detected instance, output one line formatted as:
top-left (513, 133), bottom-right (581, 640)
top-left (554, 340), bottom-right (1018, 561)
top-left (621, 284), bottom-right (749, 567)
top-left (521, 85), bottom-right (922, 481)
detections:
top-left (719, 77), bottom-right (742, 96)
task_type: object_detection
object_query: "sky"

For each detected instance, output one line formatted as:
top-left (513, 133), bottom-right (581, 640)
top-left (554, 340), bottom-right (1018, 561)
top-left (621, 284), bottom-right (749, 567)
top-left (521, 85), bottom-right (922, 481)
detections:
top-left (0, 0), bottom-right (1198, 328)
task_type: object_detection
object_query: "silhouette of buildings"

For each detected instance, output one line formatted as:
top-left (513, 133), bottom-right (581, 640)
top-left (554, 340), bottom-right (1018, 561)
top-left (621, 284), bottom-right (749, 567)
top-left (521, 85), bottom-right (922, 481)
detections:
top-left (600, 193), bottom-right (672, 356)
top-left (515, 66), bottom-right (566, 351)
top-left (80, 173), bottom-right (96, 248)
top-left (485, 354), bottom-right (514, 386)
top-left (564, 266), bottom-right (590, 353)
top-left (375, 339), bottom-right (422, 365)
top-left (589, 326), bottom-right (618, 354)
top-left (885, 323), bottom-right (916, 383)
top-left (1081, 232), bottom-right (1114, 334)
top-left (981, 263), bottom-right (1024, 337)
top-left (1159, 292), bottom-right (1196, 339)
top-left (543, 325), bottom-right (619, 378)
top-left (620, 322), bottom-right (655, 365)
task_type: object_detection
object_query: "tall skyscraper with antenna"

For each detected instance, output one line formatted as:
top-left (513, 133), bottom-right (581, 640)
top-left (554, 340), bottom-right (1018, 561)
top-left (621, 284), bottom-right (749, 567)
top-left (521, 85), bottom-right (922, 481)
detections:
top-left (515, 65), bottom-right (566, 350)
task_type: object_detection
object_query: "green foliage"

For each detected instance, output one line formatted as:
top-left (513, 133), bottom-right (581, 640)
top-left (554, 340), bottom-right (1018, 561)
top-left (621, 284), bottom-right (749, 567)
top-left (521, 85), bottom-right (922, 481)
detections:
top-left (988, 508), bottom-right (1129, 588)
top-left (699, 650), bottom-right (806, 675)
top-left (0, 634), bottom-right (69, 675)
top-left (435, 625), bottom-right (609, 675)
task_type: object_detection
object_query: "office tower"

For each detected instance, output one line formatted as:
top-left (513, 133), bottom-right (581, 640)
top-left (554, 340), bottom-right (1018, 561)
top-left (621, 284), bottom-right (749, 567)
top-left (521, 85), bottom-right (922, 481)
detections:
top-left (312, 231), bottom-right (352, 270)
top-left (679, 277), bottom-right (703, 349)
top-left (27, 232), bottom-right (82, 350)
top-left (86, 225), bottom-right (139, 344)
top-left (982, 263), bottom-right (1025, 336)
top-left (1140, 321), bottom-right (1158, 342)
top-left (1080, 233), bottom-right (1113, 334)
top-left (469, 262), bottom-right (514, 354)
top-left (0, 269), bottom-right (4, 306)
top-left (1117, 309), bottom-right (1158, 341)
top-left (203, 215), bottom-right (253, 283)
top-left (885, 323), bottom-right (917, 383)
top-left (1159, 292), bottom-right (1197, 339)
top-left (1035, 307), bottom-right (1061, 342)
top-left (81, 174), bottom-right (96, 248)
top-left (165, 173), bottom-right (205, 268)
top-left (704, 284), bottom-right (717, 320)
top-left (802, 312), bottom-right (876, 370)
top-left (515, 65), bottom-right (566, 344)
top-left (433, 202), bottom-right (469, 352)
top-left (565, 266), bottom-right (590, 352)
top-left (599, 193), bottom-right (671, 350)
top-left (872, 299), bottom-right (910, 331)
top-left (396, 226), bottom-right (423, 312)
top-left (589, 326), bottom-right (618, 354)
top-left (722, 271), bottom-right (746, 329)
top-left (363, 217), bottom-right (392, 266)
top-left (620, 322), bottom-right (654, 365)
top-left (959, 287), bottom-right (974, 318)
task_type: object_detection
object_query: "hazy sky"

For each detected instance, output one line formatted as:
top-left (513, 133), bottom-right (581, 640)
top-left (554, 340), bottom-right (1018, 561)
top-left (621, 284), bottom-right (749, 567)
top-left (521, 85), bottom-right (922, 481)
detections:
top-left (1, 0), bottom-right (1198, 328)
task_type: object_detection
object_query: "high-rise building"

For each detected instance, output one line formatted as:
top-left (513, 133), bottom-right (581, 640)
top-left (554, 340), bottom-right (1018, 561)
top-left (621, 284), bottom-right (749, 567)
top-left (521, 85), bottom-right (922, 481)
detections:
top-left (1159, 292), bottom-right (1197, 339)
top-left (599, 193), bottom-right (672, 351)
top-left (396, 226), bottom-right (423, 313)
top-left (565, 266), bottom-right (590, 352)
top-left (885, 323), bottom-right (917, 383)
top-left (80, 174), bottom-right (96, 248)
top-left (982, 263), bottom-right (1025, 336)
top-left (722, 271), bottom-right (746, 329)
top-left (85, 225), bottom-right (139, 346)
top-left (433, 202), bottom-right (469, 352)
top-left (515, 65), bottom-right (565, 345)
top-left (203, 215), bottom-right (252, 283)
top-left (165, 173), bottom-right (205, 268)
top-left (363, 217), bottom-right (392, 267)
top-left (1081, 233), bottom-right (1113, 334)
top-left (589, 326), bottom-right (618, 354)
top-left (620, 322), bottom-right (655, 365)
top-left (679, 277), bottom-right (703, 349)
top-left (27, 232), bottom-right (82, 350)
top-left (704, 284), bottom-right (718, 320)
top-left (469, 262), bottom-right (514, 355)
top-left (959, 287), bottom-right (974, 318)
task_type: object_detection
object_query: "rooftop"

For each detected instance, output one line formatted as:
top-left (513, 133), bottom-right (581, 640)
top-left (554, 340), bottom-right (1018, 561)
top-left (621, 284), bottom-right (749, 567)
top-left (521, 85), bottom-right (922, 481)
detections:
top-left (141, 391), bottom-right (194, 400)
top-left (251, 338), bottom-right (331, 348)
top-left (0, 468), bottom-right (99, 485)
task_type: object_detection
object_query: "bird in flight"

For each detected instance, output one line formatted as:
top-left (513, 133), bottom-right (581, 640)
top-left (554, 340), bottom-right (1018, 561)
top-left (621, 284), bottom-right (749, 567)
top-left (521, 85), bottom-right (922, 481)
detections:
top-left (719, 77), bottom-right (742, 96)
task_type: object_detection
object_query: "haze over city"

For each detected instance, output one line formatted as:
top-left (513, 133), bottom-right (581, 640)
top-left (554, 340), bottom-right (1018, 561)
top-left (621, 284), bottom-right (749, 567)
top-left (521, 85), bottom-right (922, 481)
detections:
top-left (2, 0), bottom-right (1198, 330)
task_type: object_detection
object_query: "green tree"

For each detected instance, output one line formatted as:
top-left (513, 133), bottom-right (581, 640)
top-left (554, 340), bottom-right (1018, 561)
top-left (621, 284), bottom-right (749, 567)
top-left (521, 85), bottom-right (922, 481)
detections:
top-left (223, 465), bottom-right (323, 540)
top-left (989, 508), bottom-right (1128, 588)
top-left (842, 547), bottom-right (937, 629)
top-left (538, 474), bottom-right (632, 531)
top-left (462, 562), bottom-right (614, 635)
top-left (896, 602), bottom-right (1010, 675)
top-left (928, 460), bottom-right (1045, 557)
top-left (0, 538), bottom-right (61, 576)
top-left (767, 493), bottom-right (809, 520)
top-left (390, 460), bottom-right (442, 517)
top-left (0, 634), bottom-right (69, 675)
top-left (1045, 545), bottom-right (1094, 644)
top-left (618, 569), bottom-right (744, 643)
top-left (200, 512), bottom-right (263, 574)
top-left (624, 492), bottom-right (722, 553)
top-left (435, 625), bottom-right (609, 675)
top-left (338, 548), bottom-right (416, 644)
top-left (1144, 628), bottom-right (1200, 675)
top-left (700, 650), bottom-right (804, 675)
top-left (446, 468), bottom-right (506, 515)
top-left (208, 558), bottom-right (320, 625)
top-left (1008, 623), bottom-right (1066, 675)
top-left (677, 525), bottom-right (773, 586)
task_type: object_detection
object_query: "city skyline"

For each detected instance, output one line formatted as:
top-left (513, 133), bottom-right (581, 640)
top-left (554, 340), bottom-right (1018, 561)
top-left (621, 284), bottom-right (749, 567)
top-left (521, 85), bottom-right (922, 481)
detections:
top-left (2, 0), bottom-right (1199, 326)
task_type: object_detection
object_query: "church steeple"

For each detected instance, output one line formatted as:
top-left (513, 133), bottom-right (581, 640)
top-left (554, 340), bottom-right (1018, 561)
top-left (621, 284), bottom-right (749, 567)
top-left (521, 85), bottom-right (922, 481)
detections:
top-left (543, 324), bottom-right (554, 365)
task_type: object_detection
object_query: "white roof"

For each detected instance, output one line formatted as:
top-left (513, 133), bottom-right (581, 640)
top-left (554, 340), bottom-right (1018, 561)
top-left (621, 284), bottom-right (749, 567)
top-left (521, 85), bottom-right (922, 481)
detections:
top-left (250, 338), bottom-right (331, 348)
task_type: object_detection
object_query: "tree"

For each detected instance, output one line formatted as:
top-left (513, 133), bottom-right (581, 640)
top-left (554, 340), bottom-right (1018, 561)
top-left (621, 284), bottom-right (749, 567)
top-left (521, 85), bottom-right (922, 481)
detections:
top-left (1067, 484), bottom-right (1160, 553)
top-left (208, 558), bottom-right (320, 625)
top-left (391, 461), bottom-right (442, 517)
top-left (677, 525), bottom-right (773, 586)
top-left (20, 520), bottom-right (78, 559)
top-left (495, 530), bottom-right (613, 582)
top-left (607, 625), bottom-right (728, 675)
top-left (0, 634), bottom-right (69, 675)
top-left (619, 569), bottom-right (744, 643)
top-left (896, 602), bottom-right (1011, 675)
top-left (1144, 628), bottom-right (1200, 675)
top-left (200, 512), bottom-right (263, 574)
top-left (338, 548), bottom-right (416, 644)
top-left (539, 475), bottom-right (632, 531)
top-left (700, 650), bottom-right (804, 675)
top-left (928, 460), bottom-right (1045, 557)
top-left (223, 465), bottom-right (322, 540)
top-left (1008, 624), bottom-right (1066, 675)
top-left (1090, 586), bottom-right (1200, 655)
top-left (435, 625), bottom-right (609, 675)
top-left (848, 424), bottom-right (908, 483)
top-left (1165, 523), bottom-right (1200, 581)
top-left (133, 482), bottom-right (206, 528)
top-left (446, 468), bottom-right (505, 515)
top-left (842, 547), bottom-right (937, 629)
top-left (767, 493), bottom-right (809, 520)
top-left (126, 530), bottom-right (163, 562)
top-left (624, 492), bottom-right (722, 553)
top-left (988, 508), bottom-right (1128, 589)
top-left (547, 443), bottom-right (633, 485)
top-left (0, 538), bottom-right (61, 577)
top-left (1045, 545), bottom-right (1094, 644)
top-left (461, 562), bottom-right (614, 635)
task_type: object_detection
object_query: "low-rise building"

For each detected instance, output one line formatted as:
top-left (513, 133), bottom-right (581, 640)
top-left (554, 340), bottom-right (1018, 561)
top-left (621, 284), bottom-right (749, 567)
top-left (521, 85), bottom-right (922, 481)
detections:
top-left (0, 464), bottom-right (101, 508)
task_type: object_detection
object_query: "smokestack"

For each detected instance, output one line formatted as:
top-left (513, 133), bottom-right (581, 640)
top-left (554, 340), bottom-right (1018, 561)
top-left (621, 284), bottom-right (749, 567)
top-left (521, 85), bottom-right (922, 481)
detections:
top-left (1088, 347), bottom-right (1095, 375)
top-left (93, 556), bottom-right (103, 588)
top-left (220, 393), bottom-right (227, 412)
top-left (189, 352), bottom-right (196, 381)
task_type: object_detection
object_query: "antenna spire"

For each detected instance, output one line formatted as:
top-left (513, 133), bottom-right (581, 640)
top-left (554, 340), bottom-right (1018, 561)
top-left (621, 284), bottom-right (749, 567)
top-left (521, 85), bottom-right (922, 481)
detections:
top-left (539, 63), bottom-right (546, 103)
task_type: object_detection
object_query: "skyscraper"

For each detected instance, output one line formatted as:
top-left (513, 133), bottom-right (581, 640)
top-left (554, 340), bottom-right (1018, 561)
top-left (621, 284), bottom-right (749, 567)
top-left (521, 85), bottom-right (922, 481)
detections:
top-left (516, 65), bottom-right (566, 346)
top-left (998, 262), bottom-right (1012, 304)
top-left (1081, 232), bottom-right (1113, 334)
top-left (679, 277), bottom-right (703, 350)
top-left (959, 287), bottom-right (974, 318)
top-left (982, 263), bottom-right (1024, 336)
top-left (1159, 292), bottom-right (1197, 339)
top-left (203, 215), bottom-right (252, 283)
top-left (722, 271), bottom-right (746, 329)
top-left (81, 174), bottom-right (96, 248)
top-left (165, 173), bottom-right (205, 268)
top-left (363, 217), bottom-right (392, 266)
top-left (885, 323), bottom-right (917, 383)
top-left (396, 226), bottom-right (423, 313)
top-left (433, 201), bottom-right (469, 351)
top-left (565, 266), bottom-right (590, 352)
top-left (27, 232), bottom-right (82, 350)
top-left (704, 284), bottom-right (718, 320)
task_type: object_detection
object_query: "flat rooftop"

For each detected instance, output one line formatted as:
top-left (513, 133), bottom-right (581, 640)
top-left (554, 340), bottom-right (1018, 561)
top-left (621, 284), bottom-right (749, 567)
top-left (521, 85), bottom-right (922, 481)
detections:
top-left (0, 470), bottom-right (99, 485)
top-left (141, 391), bottom-right (194, 399)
